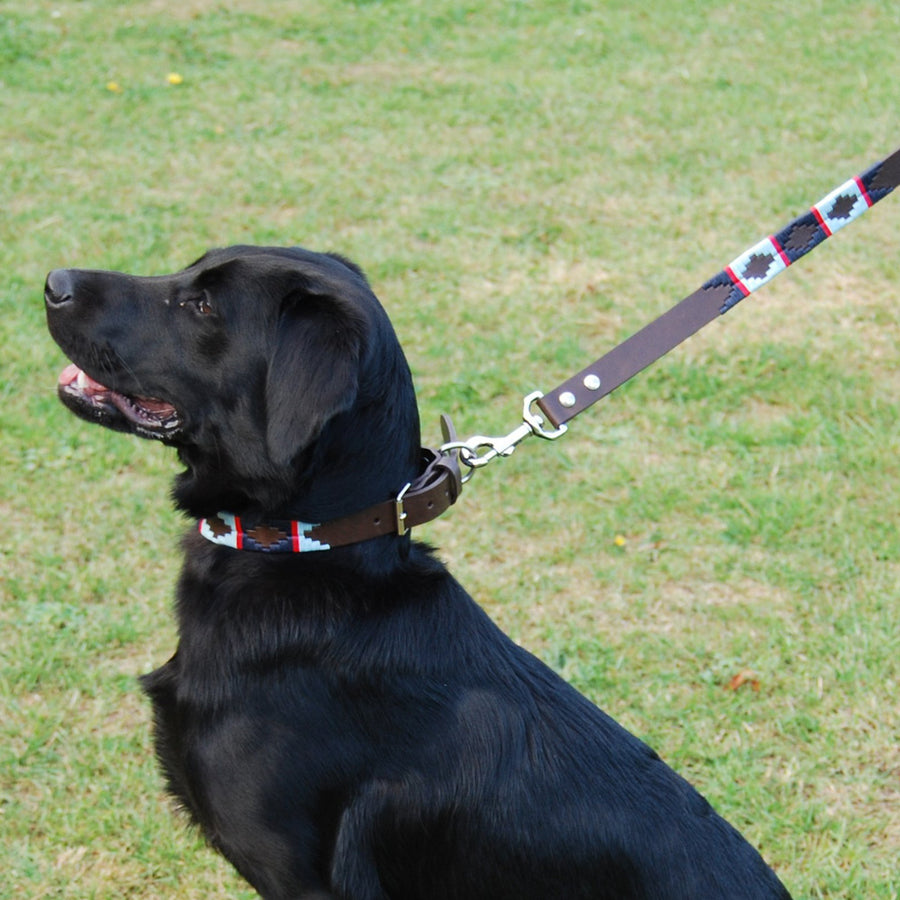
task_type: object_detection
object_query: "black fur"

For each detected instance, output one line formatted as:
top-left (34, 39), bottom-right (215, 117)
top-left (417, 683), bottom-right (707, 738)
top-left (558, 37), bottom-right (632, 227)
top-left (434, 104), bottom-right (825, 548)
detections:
top-left (45, 246), bottom-right (792, 899)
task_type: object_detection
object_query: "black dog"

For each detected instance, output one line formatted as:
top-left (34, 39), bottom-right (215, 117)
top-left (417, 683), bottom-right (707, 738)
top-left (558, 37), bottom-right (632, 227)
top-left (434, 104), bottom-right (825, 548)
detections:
top-left (45, 246), bottom-right (792, 899)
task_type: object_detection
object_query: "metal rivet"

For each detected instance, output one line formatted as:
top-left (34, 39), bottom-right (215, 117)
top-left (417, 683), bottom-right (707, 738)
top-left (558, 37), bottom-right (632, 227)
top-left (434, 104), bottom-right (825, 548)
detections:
top-left (583, 374), bottom-right (601, 391)
top-left (559, 391), bottom-right (576, 408)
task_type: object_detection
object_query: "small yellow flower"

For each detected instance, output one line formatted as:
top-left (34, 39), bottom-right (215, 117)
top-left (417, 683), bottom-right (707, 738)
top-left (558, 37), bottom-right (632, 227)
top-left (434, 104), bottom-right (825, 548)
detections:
top-left (167, 72), bottom-right (184, 85)
top-left (106, 80), bottom-right (123, 93)
top-left (613, 534), bottom-right (627, 548)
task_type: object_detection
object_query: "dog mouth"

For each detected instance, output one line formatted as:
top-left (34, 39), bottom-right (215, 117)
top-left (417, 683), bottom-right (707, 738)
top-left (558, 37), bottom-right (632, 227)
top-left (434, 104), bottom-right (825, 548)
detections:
top-left (58, 363), bottom-right (183, 436)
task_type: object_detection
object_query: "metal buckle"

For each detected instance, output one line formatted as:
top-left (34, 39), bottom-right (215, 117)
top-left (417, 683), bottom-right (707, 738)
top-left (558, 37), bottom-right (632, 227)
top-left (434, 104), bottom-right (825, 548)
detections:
top-left (394, 482), bottom-right (412, 536)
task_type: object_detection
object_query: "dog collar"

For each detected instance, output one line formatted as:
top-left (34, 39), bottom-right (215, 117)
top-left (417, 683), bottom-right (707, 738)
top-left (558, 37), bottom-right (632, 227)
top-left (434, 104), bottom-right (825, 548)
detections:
top-left (197, 445), bottom-right (463, 553)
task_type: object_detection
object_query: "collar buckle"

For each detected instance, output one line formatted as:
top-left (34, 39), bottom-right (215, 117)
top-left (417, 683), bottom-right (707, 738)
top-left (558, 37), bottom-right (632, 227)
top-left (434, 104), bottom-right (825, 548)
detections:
top-left (394, 481), bottom-right (412, 537)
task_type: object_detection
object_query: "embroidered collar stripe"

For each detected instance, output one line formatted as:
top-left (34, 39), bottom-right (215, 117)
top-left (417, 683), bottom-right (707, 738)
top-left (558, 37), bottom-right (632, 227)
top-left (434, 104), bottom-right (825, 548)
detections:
top-left (199, 512), bottom-right (331, 553)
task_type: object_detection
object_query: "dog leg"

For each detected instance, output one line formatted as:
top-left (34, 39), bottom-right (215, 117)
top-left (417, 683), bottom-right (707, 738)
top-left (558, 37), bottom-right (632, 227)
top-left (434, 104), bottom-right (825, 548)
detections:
top-left (329, 782), bottom-right (397, 900)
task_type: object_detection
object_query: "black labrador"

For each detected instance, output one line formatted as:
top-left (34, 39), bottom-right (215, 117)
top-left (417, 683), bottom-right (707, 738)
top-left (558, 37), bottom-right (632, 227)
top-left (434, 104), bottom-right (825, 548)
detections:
top-left (44, 246), bottom-right (792, 899)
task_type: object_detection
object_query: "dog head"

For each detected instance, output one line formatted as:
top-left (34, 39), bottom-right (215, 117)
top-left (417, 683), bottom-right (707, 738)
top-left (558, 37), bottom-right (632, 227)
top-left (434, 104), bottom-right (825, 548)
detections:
top-left (45, 246), bottom-right (422, 519)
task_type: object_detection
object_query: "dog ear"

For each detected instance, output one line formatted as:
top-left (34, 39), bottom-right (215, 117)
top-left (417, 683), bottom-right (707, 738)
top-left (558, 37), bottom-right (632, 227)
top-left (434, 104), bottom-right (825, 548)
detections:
top-left (265, 291), bottom-right (363, 466)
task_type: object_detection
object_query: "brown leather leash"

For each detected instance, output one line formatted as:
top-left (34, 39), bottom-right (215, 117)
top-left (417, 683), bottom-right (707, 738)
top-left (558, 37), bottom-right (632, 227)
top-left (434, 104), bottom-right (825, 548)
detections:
top-left (200, 146), bottom-right (900, 553)
top-left (444, 144), bottom-right (900, 462)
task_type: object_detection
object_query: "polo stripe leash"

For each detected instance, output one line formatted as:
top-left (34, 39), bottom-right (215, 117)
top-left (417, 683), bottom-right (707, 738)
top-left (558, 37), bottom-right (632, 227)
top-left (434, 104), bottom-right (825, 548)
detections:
top-left (446, 144), bottom-right (900, 469)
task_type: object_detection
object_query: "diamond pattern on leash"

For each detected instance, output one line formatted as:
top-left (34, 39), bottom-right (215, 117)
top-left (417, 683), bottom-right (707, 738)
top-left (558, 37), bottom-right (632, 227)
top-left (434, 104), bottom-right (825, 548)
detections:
top-left (782, 221), bottom-right (820, 254)
top-left (828, 193), bottom-right (861, 221)
top-left (742, 252), bottom-right (776, 281)
top-left (725, 235), bottom-right (790, 297)
top-left (812, 177), bottom-right (872, 236)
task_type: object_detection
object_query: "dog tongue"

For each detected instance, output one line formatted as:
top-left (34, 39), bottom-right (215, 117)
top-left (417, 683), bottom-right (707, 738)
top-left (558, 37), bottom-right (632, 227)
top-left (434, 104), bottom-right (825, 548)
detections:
top-left (58, 362), bottom-right (110, 396)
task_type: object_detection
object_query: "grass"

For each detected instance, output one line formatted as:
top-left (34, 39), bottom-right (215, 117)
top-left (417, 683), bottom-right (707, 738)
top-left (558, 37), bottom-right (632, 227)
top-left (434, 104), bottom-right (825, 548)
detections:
top-left (2, 0), bottom-right (899, 897)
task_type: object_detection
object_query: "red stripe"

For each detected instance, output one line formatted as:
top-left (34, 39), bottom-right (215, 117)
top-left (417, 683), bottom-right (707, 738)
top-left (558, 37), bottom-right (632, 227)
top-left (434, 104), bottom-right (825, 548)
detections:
top-left (233, 514), bottom-right (244, 550)
top-left (725, 266), bottom-right (751, 297)
top-left (291, 520), bottom-right (300, 553)
top-left (770, 234), bottom-right (791, 268)
top-left (810, 205), bottom-right (832, 237)
top-left (854, 175), bottom-right (874, 208)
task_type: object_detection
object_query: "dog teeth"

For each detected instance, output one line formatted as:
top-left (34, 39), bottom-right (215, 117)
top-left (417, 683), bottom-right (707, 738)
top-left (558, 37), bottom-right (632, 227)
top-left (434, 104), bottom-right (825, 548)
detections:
top-left (76, 369), bottom-right (90, 390)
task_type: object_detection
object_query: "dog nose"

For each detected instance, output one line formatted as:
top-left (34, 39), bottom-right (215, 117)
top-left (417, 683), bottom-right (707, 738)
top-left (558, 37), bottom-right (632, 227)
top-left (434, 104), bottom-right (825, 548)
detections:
top-left (45, 269), bottom-right (75, 307)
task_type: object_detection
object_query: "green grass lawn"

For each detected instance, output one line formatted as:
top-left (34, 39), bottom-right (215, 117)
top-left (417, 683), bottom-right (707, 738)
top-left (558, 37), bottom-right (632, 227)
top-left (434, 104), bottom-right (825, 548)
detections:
top-left (2, 1), bottom-right (899, 897)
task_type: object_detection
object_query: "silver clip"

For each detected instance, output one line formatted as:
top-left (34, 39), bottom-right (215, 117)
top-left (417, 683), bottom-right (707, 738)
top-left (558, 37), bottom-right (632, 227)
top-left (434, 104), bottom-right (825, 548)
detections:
top-left (439, 391), bottom-right (568, 475)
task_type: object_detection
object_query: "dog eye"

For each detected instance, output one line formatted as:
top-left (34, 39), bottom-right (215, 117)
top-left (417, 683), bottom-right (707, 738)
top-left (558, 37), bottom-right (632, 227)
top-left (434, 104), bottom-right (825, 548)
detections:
top-left (178, 294), bottom-right (214, 315)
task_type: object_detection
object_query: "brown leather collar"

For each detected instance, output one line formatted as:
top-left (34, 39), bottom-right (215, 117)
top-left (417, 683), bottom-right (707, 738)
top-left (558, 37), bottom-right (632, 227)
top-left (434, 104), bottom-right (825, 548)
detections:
top-left (197, 445), bottom-right (463, 553)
